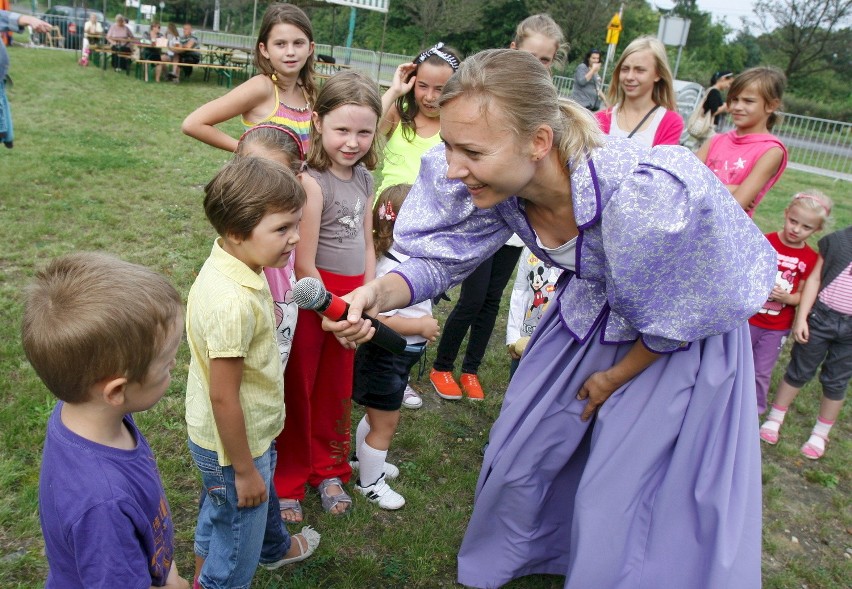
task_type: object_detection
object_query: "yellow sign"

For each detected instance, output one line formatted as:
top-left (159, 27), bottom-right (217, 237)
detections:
top-left (606, 13), bottom-right (622, 45)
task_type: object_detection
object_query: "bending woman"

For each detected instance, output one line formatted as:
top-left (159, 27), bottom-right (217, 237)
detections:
top-left (326, 49), bottom-right (774, 589)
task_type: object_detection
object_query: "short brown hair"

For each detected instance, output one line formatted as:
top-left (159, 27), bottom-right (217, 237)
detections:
top-left (306, 70), bottom-right (383, 171)
top-left (22, 252), bottom-right (183, 403)
top-left (727, 66), bottom-right (786, 131)
top-left (255, 3), bottom-right (316, 103)
top-left (204, 156), bottom-right (307, 240)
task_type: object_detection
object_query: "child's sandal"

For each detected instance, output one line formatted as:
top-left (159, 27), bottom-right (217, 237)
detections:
top-left (318, 477), bottom-right (352, 516)
top-left (800, 433), bottom-right (828, 460)
top-left (759, 418), bottom-right (782, 445)
top-left (279, 498), bottom-right (303, 523)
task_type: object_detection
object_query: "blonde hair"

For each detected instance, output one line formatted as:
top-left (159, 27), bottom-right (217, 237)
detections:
top-left (728, 66), bottom-right (786, 131)
top-left (607, 36), bottom-right (677, 111)
top-left (788, 189), bottom-right (833, 230)
top-left (22, 252), bottom-right (183, 404)
top-left (439, 49), bottom-right (602, 170)
top-left (204, 156), bottom-right (306, 239)
top-left (255, 3), bottom-right (317, 104)
top-left (372, 183), bottom-right (412, 256)
top-left (306, 70), bottom-right (383, 171)
top-left (512, 13), bottom-right (568, 68)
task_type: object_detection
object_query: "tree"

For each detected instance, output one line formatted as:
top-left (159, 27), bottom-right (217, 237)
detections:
top-left (752, 0), bottom-right (852, 82)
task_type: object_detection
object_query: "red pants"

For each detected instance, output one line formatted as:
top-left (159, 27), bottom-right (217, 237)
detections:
top-left (273, 270), bottom-right (363, 499)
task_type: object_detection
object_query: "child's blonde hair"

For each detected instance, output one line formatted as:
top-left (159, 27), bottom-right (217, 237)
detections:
top-left (512, 13), bottom-right (567, 68)
top-left (255, 3), bottom-right (316, 103)
top-left (788, 189), bottom-right (833, 230)
top-left (727, 66), bottom-right (786, 131)
top-left (307, 70), bottom-right (383, 171)
top-left (439, 49), bottom-right (602, 173)
top-left (372, 183), bottom-right (412, 256)
top-left (22, 252), bottom-right (183, 403)
top-left (204, 156), bottom-right (306, 239)
top-left (607, 36), bottom-right (677, 112)
top-left (236, 123), bottom-right (304, 175)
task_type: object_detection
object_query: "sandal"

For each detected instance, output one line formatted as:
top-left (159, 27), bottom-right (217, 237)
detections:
top-left (317, 477), bottom-right (352, 516)
top-left (279, 498), bottom-right (303, 523)
top-left (801, 433), bottom-right (828, 460)
top-left (260, 526), bottom-right (321, 569)
top-left (759, 419), bottom-right (782, 445)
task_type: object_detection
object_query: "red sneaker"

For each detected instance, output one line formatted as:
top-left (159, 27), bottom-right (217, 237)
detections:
top-left (430, 369), bottom-right (462, 400)
top-left (460, 373), bottom-right (485, 400)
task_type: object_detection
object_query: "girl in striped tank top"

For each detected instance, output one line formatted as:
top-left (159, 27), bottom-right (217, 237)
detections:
top-left (182, 3), bottom-right (316, 153)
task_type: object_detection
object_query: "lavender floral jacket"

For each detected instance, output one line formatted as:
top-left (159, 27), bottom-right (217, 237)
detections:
top-left (391, 138), bottom-right (775, 353)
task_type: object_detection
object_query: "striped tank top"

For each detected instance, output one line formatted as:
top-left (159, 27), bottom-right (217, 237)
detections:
top-left (242, 82), bottom-right (311, 151)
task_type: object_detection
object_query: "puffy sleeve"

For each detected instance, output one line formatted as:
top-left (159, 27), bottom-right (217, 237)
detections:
top-left (602, 146), bottom-right (776, 352)
top-left (392, 145), bottom-right (514, 304)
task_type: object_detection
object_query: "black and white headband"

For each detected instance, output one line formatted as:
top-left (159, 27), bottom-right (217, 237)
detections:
top-left (413, 42), bottom-right (460, 71)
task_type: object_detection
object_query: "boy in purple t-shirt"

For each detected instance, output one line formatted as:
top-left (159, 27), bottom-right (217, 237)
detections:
top-left (22, 252), bottom-right (189, 589)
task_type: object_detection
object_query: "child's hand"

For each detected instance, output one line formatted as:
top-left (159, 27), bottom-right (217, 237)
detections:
top-left (792, 316), bottom-right (810, 344)
top-left (163, 561), bottom-right (190, 589)
top-left (420, 316), bottom-right (440, 341)
top-left (390, 63), bottom-right (417, 97)
top-left (235, 466), bottom-right (268, 508)
top-left (768, 285), bottom-right (790, 304)
top-left (508, 343), bottom-right (521, 360)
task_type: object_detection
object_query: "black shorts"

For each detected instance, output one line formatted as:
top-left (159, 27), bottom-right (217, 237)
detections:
top-left (353, 341), bottom-right (425, 411)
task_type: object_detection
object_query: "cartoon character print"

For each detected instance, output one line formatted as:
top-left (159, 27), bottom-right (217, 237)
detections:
top-left (334, 196), bottom-right (364, 243)
top-left (521, 257), bottom-right (561, 335)
top-left (270, 260), bottom-right (298, 370)
top-left (759, 269), bottom-right (794, 316)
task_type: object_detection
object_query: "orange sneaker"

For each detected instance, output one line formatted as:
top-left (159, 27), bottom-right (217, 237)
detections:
top-left (460, 373), bottom-right (485, 400)
top-left (430, 369), bottom-right (462, 400)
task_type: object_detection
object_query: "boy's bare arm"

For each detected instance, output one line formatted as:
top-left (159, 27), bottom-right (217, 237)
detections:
top-left (208, 357), bottom-right (267, 508)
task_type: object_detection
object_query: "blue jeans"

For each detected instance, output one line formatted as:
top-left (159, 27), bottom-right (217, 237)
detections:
top-left (189, 440), bottom-right (291, 589)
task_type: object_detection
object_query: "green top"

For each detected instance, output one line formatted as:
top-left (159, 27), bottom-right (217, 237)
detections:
top-left (375, 121), bottom-right (442, 198)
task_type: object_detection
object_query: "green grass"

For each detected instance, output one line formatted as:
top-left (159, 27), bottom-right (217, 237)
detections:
top-left (1, 47), bottom-right (850, 588)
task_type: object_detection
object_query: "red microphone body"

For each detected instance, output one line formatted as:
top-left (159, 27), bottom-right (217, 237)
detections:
top-left (292, 277), bottom-right (407, 355)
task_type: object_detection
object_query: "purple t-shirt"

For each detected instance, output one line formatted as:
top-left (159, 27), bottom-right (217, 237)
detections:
top-left (39, 402), bottom-right (175, 588)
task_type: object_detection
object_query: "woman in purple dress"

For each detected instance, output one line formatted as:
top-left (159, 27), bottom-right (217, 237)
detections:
top-left (326, 49), bottom-right (774, 589)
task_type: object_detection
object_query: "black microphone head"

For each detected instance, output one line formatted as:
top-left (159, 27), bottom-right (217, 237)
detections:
top-left (293, 277), bottom-right (328, 310)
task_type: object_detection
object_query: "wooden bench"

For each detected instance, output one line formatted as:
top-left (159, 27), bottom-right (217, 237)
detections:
top-left (134, 60), bottom-right (245, 88)
top-left (88, 46), bottom-right (133, 74)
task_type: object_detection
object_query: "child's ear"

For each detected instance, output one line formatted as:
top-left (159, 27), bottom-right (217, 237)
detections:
top-left (509, 41), bottom-right (517, 50)
top-left (766, 99), bottom-right (781, 114)
top-left (99, 376), bottom-right (129, 407)
top-left (311, 111), bottom-right (322, 132)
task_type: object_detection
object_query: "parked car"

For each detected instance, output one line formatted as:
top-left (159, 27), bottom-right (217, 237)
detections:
top-left (38, 6), bottom-right (108, 50)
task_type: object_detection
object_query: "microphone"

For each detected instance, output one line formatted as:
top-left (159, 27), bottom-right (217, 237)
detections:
top-left (292, 277), bottom-right (407, 355)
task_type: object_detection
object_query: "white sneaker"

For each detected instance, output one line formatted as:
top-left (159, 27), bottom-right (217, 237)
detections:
top-left (349, 458), bottom-right (399, 479)
top-left (402, 384), bottom-right (423, 409)
top-left (355, 475), bottom-right (405, 510)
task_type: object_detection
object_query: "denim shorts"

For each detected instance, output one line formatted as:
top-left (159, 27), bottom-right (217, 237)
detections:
top-left (189, 439), bottom-right (290, 589)
top-left (784, 300), bottom-right (852, 400)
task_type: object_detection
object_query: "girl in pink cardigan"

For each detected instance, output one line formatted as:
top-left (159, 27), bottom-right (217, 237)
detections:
top-left (697, 67), bottom-right (788, 217)
top-left (595, 36), bottom-right (683, 147)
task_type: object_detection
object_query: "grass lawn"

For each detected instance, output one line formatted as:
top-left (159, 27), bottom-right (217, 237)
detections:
top-left (1, 47), bottom-right (849, 588)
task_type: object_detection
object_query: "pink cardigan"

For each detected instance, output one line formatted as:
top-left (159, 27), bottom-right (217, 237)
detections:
top-left (595, 108), bottom-right (684, 146)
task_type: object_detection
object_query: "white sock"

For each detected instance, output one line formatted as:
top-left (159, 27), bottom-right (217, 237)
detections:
top-left (357, 442), bottom-right (387, 488)
top-left (762, 404), bottom-right (788, 431)
top-left (355, 416), bottom-right (370, 460)
top-left (812, 417), bottom-right (834, 440)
